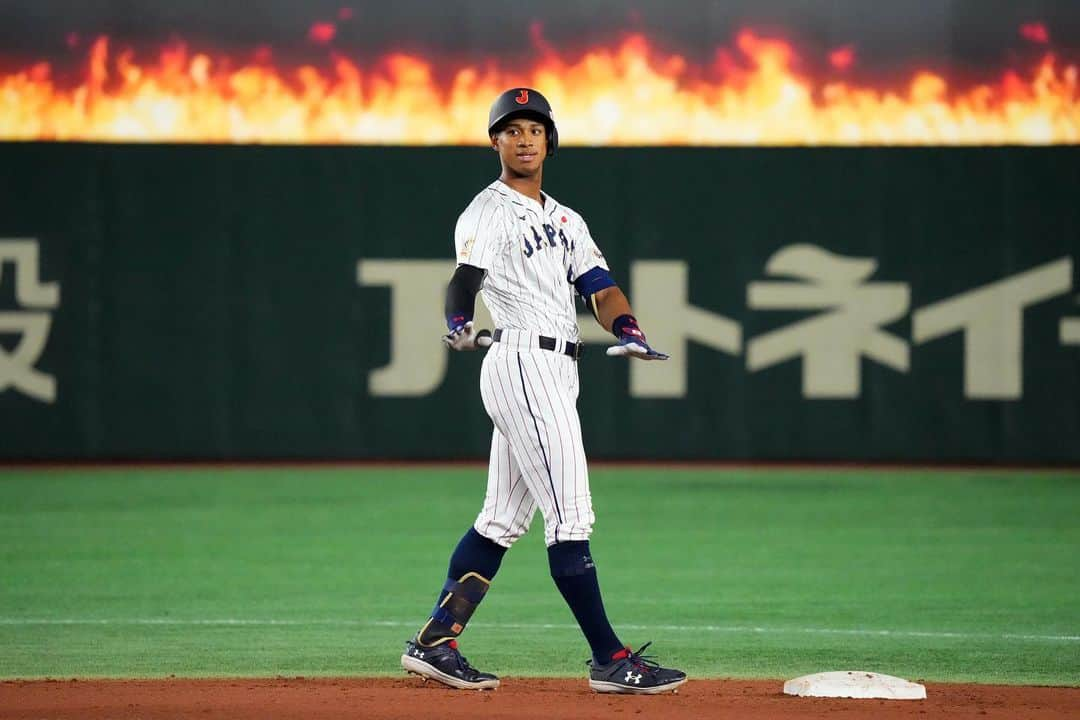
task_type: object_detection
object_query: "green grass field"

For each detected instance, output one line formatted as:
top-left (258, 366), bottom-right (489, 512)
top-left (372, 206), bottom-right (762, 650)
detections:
top-left (1, 466), bottom-right (1077, 685)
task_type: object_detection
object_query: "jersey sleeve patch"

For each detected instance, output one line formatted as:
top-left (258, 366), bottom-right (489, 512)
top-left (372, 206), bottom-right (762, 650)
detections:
top-left (458, 235), bottom-right (477, 262)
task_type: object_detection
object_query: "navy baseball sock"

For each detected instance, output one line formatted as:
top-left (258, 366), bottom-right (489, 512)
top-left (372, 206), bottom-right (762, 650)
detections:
top-left (417, 527), bottom-right (507, 646)
top-left (548, 540), bottom-right (624, 666)
top-left (441, 527), bottom-right (507, 602)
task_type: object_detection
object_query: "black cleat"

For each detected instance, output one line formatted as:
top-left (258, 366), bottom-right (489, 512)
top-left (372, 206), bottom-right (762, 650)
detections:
top-left (401, 639), bottom-right (499, 690)
top-left (588, 642), bottom-right (687, 695)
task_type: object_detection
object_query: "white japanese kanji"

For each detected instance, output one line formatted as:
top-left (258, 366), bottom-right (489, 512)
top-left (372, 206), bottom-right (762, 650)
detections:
top-left (0, 239), bottom-right (60, 403)
top-left (913, 257), bottom-right (1072, 399)
top-left (747, 244), bottom-right (909, 398)
top-left (1063, 316), bottom-right (1080, 347)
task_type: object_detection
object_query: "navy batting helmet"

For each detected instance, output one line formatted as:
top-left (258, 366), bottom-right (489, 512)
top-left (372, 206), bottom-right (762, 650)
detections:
top-left (487, 88), bottom-right (559, 156)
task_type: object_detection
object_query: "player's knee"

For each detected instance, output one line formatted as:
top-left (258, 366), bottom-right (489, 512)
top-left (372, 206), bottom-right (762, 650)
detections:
top-left (472, 522), bottom-right (527, 549)
top-left (497, 530), bottom-right (528, 548)
top-left (544, 518), bottom-right (593, 547)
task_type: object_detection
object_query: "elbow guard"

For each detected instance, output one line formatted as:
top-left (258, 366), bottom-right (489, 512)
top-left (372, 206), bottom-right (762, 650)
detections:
top-left (445, 264), bottom-right (485, 330)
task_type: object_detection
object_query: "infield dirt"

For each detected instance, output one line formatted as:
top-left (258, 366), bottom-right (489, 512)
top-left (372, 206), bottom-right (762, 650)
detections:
top-left (2, 677), bottom-right (1078, 719)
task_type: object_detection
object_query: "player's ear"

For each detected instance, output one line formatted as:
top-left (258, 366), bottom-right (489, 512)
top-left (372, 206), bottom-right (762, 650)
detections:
top-left (489, 132), bottom-right (499, 151)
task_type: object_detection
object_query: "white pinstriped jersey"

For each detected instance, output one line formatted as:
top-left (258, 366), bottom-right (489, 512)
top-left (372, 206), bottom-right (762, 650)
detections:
top-left (455, 180), bottom-right (609, 341)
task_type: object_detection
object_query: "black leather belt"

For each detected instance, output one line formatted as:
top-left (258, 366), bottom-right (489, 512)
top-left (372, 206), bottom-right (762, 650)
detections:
top-left (492, 328), bottom-right (583, 360)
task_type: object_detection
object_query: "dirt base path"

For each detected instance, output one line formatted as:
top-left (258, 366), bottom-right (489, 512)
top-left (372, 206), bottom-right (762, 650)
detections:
top-left (2, 677), bottom-right (1077, 720)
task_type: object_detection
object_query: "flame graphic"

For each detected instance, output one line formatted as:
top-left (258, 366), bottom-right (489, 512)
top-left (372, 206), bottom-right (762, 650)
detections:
top-left (1, 30), bottom-right (1077, 145)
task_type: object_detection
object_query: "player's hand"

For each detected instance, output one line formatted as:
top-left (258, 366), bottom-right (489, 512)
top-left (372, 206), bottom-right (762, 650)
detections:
top-left (605, 315), bottom-right (668, 360)
top-left (605, 326), bottom-right (669, 361)
top-left (606, 318), bottom-right (669, 360)
top-left (443, 321), bottom-right (493, 352)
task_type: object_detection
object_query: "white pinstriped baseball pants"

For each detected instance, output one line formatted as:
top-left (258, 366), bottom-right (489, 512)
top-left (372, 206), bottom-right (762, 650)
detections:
top-left (474, 329), bottom-right (594, 547)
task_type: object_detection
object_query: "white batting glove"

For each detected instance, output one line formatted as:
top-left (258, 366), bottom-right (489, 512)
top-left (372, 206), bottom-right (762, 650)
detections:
top-left (442, 321), bottom-right (493, 351)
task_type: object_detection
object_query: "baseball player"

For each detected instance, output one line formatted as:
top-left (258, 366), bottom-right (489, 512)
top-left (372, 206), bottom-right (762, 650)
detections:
top-left (400, 88), bottom-right (686, 695)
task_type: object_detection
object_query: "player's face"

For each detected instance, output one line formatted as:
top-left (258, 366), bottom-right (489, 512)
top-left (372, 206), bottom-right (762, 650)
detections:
top-left (491, 119), bottom-right (547, 176)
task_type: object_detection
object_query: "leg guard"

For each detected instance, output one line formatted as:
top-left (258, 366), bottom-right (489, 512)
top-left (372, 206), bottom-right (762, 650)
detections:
top-left (417, 572), bottom-right (491, 647)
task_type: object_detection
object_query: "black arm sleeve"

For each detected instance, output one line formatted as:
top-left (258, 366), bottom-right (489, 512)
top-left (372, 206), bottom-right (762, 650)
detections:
top-left (444, 264), bottom-right (486, 329)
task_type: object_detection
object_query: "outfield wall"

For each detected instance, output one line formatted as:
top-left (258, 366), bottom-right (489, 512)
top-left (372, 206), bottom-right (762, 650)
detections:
top-left (1, 143), bottom-right (1078, 461)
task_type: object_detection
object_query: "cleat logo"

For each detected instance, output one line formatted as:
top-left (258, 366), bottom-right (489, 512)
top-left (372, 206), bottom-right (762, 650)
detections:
top-left (412, 649), bottom-right (425, 658)
top-left (625, 671), bottom-right (642, 684)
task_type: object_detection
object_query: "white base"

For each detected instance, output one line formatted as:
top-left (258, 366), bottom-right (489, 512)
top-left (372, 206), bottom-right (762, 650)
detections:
top-left (783, 671), bottom-right (926, 700)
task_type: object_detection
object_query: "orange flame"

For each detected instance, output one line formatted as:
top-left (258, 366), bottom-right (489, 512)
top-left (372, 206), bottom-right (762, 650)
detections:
top-left (1, 31), bottom-right (1077, 145)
